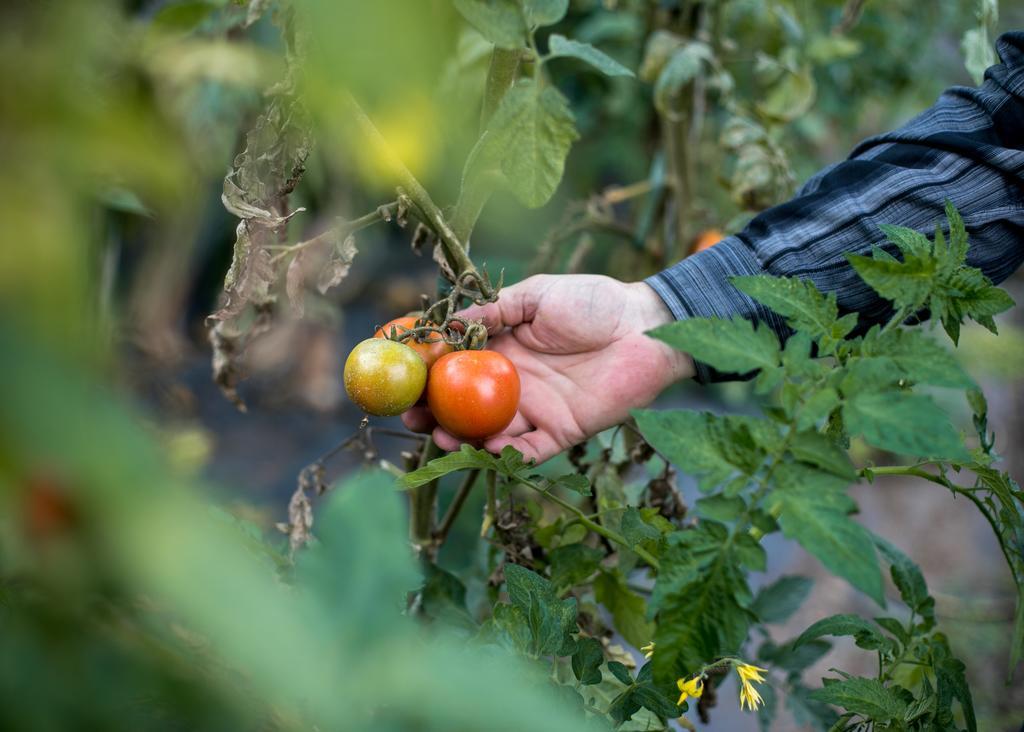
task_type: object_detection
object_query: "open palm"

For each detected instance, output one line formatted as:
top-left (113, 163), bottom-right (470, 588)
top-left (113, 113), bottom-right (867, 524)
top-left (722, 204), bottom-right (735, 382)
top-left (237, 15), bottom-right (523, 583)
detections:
top-left (403, 275), bottom-right (693, 463)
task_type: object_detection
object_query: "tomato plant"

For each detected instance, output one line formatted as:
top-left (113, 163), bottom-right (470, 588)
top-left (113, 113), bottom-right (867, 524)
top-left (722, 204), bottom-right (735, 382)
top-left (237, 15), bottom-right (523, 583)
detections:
top-left (427, 350), bottom-right (520, 439)
top-left (2, 1), bottom-right (1021, 732)
top-left (344, 338), bottom-right (427, 416)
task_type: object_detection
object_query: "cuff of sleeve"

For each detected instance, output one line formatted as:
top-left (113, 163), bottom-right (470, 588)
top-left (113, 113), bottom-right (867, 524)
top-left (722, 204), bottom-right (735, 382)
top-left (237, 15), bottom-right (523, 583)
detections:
top-left (644, 235), bottom-right (787, 384)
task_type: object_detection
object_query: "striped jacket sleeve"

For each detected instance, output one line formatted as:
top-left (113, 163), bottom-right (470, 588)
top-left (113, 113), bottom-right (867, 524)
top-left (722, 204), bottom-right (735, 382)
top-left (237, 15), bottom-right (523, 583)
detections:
top-left (646, 31), bottom-right (1024, 383)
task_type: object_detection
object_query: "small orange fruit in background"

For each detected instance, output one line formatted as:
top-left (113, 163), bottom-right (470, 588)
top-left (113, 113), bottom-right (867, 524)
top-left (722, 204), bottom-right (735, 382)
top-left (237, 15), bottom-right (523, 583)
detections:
top-left (693, 228), bottom-right (724, 254)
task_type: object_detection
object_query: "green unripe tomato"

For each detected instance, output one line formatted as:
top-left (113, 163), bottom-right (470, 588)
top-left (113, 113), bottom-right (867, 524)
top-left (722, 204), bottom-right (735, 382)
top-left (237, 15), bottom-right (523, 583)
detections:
top-left (344, 338), bottom-right (427, 416)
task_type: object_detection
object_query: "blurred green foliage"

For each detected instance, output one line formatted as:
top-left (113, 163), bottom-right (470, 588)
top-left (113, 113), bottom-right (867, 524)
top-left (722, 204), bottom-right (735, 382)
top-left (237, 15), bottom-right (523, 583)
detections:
top-left (0, 0), bottom-right (1020, 729)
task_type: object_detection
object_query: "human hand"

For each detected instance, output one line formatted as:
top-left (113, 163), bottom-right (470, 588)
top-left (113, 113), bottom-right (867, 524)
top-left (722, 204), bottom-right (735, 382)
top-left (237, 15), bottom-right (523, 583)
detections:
top-left (402, 274), bottom-right (694, 463)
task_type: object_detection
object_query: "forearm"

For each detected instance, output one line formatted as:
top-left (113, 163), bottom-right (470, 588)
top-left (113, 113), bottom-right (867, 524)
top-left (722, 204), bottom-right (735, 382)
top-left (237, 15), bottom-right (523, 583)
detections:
top-left (649, 31), bottom-right (1024, 383)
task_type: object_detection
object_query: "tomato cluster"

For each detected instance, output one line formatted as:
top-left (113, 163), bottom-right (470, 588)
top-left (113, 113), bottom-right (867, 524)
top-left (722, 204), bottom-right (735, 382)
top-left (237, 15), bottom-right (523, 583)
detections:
top-left (344, 314), bottom-right (520, 440)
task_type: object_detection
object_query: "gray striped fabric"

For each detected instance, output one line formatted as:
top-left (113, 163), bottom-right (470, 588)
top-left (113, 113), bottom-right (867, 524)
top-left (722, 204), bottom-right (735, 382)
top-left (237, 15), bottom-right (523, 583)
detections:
top-left (648, 31), bottom-right (1024, 383)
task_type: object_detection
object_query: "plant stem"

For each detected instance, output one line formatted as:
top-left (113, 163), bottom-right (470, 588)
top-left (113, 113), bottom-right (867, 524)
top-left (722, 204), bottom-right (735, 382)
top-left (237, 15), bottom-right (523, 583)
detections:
top-left (510, 475), bottom-right (661, 571)
top-left (410, 438), bottom-right (443, 554)
top-left (269, 202), bottom-right (400, 265)
top-left (480, 47), bottom-right (520, 130)
top-left (434, 469), bottom-right (480, 546)
top-left (344, 94), bottom-right (476, 279)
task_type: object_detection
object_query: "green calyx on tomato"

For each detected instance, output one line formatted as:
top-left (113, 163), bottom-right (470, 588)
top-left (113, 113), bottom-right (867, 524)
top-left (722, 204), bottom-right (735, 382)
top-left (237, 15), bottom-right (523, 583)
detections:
top-left (374, 315), bottom-right (453, 368)
top-left (344, 338), bottom-right (427, 417)
top-left (427, 350), bottom-right (520, 440)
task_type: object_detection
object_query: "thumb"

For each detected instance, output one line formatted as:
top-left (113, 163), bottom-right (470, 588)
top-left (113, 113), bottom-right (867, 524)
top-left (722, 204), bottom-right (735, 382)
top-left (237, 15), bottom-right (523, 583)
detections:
top-left (456, 275), bottom-right (547, 334)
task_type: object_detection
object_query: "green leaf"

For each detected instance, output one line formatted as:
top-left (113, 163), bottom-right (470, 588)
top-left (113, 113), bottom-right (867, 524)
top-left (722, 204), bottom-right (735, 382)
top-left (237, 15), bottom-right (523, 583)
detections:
top-left (878, 224), bottom-right (932, 258)
top-left (750, 575), bottom-right (814, 624)
top-left (653, 41), bottom-right (713, 112)
top-left (809, 677), bottom-right (908, 723)
top-left (538, 472), bottom-right (592, 496)
top-left (650, 523), bottom-right (753, 683)
top-left (935, 653), bottom-right (976, 732)
top-left (732, 275), bottom-right (838, 342)
top-left (769, 464), bottom-right (884, 605)
top-left (546, 34), bottom-right (634, 76)
top-left (594, 570), bottom-right (655, 649)
top-left (788, 429), bottom-right (856, 480)
top-left (607, 661), bottom-right (633, 685)
top-left (647, 316), bottom-right (780, 374)
top-left (847, 249), bottom-right (937, 311)
top-left (571, 636), bottom-right (604, 686)
top-left (873, 536), bottom-right (934, 624)
top-left (860, 327), bottom-right (972, 388)
top-left (399, 444), bottom-right (499, 488)
top-left (633, 410), bottom-right (779, 490)
top-left (695, 494), bottom-right (746, 522)
top-left (488, 79), bottom-right (579, 208)
top-left (504, 564), bottom-right (577, 656)
top-left (453, 0), bottom-right (527, 49)
top-left (620, 507), bottom-right (662, 550)
top-left (480, 602), bottom-right (533, 653)
top-left (548, 543), bottom-right (604, 591)
top-left (420, 562), bottom-right (476, 631)
top-left (843, 391), bottom-right (970, 461)
top-left (795, 614), bottom-right (890, 652)
top-left (522, 0), bottom-right (568, 26)
top-left (787, 684), bottom-right (840, 730)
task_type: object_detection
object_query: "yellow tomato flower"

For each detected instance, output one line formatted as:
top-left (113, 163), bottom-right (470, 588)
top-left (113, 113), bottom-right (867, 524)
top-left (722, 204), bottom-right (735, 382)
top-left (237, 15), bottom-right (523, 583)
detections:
top-left (640, 642), bottom-right (655, 659)
top-left (676, 676), bottom-right (704, 706)
top-left (735, 662), bottom-right (768, 711)
top-left (736, 662), bottom-right (767, 684)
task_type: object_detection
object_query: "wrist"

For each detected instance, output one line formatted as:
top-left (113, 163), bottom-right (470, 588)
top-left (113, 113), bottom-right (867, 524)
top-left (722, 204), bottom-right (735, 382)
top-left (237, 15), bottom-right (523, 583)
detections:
top-left (625, 281), bottom-right (695, 383)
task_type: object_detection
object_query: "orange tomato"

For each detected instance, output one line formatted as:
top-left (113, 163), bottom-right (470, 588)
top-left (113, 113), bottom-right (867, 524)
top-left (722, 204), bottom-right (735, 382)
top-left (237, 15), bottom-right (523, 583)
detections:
top-left (374, 315), bottom-right (452, 368)
top-left (427, 350), bottom-right (520, 440)
top-left (693, 228), bottom-right (724, 253)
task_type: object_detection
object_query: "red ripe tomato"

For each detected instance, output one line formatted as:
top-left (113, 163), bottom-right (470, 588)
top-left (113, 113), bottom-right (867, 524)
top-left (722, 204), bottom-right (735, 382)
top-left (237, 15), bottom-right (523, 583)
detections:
top-left (344, 338), bottom-right (427, 416)
top-left (374, 315), bottom-right (452, 368)
top-left (427, 350), bottom-right (520, 440)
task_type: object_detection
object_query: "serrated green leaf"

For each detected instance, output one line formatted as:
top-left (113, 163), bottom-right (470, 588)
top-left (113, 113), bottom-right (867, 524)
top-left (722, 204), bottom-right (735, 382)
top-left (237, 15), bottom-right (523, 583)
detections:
top-left (504, 564), bottom-right (577, 656)
top-left (847, 250), bottom-right (937, 311)
top-left (547, 34), bottom-right (634, 76)
top-left (399, 444), bottom-right (498, 488)
top-left (522, 0), bottom-right (568, 26)
top-left (789, 429), bottom-right (856, 479)
top-left (860, 327), bottom-right (973, 388)
top-left (594, 570), bottom-right (655, 649)
top-left (648, 316), bottom-right (780, 374)
top-left (548, 542), bottom-right (604, 591)
top-left (809, 677), bottom-right (908, 723)
top-left (539, 472), bottom-right (592, 496)
top-left (935, 653), bottom-right (976, 732)
top-left (750, 575), bottom-right (814, 624)
top-left (650, 523), bottom-right (752, 683)
top-left (879, 224), bottom-right (932, 258)
top-left (571, 636), bottom-right (604, 686)
top-left (757, 65), bottom-right (815, 122)
top-left (769, 464), bottom-right (884, 605)
top-left (453, 0), bottom-right (527, 48)
top-left (634, 410), bottom-right (779, 490)
top-left (843, 391), bottom-right (970, 461)
top-left (732, 275), bottom-right (839, 343)
top-left (489, 78), bottom-right (578, 208)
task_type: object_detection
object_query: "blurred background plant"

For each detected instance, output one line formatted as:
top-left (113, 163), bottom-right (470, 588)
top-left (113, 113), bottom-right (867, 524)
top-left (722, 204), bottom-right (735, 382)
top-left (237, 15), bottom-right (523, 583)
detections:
top-left (0, 0), bottom-right (1021, 730)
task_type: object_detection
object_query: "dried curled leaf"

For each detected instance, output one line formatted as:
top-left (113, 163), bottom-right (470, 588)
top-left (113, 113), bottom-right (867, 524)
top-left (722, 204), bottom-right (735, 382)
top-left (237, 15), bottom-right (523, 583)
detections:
top-left (317, 232), bottom-right (357, 295)
top-left (210, 221), bottom-right (276, 322)
top-left (286, 247), bottom-right (306, 317)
